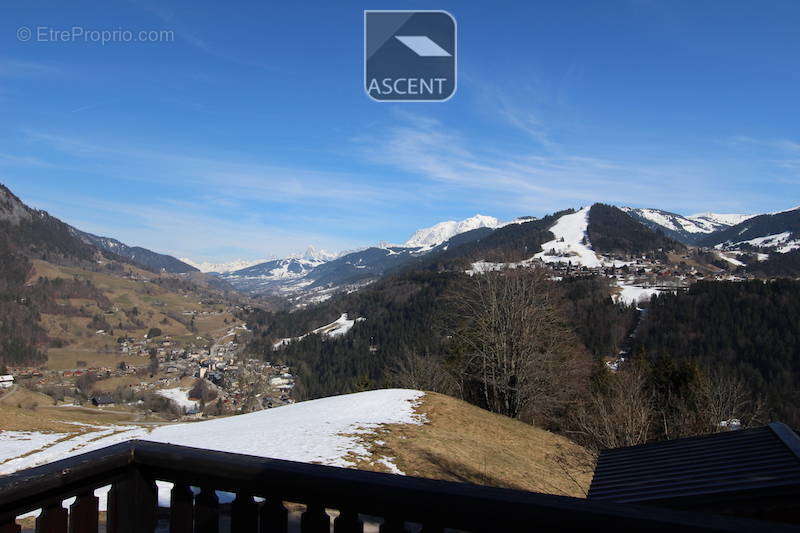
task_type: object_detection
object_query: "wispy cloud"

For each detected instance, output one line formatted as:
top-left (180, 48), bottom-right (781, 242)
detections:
top-left (23, 131), bottom-right (400, 206)
top-left (0, 59), bottom-right (59, 78)
top-left (360, 111), bottom-right (730, 214)
top-left (728, 136), bottom-right (800, 152)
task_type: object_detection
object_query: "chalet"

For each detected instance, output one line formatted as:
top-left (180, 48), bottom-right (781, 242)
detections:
top-left (90, 395), bottom-right (114, 406)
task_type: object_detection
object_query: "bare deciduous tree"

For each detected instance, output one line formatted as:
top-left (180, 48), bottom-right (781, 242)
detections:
top-left (690, 368), bottom-right (766, 434)
top-left (571, 366), bottom-right (653, 451)
top-left (447, 267), bottom-right (588, 425)
top-left (389, 350), bottom-right (458, 396)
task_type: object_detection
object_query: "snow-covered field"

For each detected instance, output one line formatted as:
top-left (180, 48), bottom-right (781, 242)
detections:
top-left (1, 390), bottom-right (425, 519)
top-left (156, 388), bottom-right (199, 412)
top-left (0, 389), bottom-right (425, 479)
top-left (614, 282), bottom-right (661, 306)
top-left (147, 389), bottom-right (424, 469)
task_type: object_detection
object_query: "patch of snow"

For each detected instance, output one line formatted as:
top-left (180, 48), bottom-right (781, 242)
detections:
top-left (716, 252), bottom-right (745, 267)
top-left (465, 261), bottom-right (510, 275)
top-left (534, 207), bottom-right (601, 268)
top-left (144, 389), bottom-right (425, 467)
top-left (376, 456), bottom-right (404, 475)
top-left (614, 282), bottom-right (661, 306)
top-left (0, 425), bottom-right (149, 475)
top-left (0, 431), bottom-right (67, 463)
top-left (687, 212), bottom-right (755, 229)
top-left (1, 390), bottom-right (427, 517)
top-left (721, 231), bottom-right (799, 254)
top-left (274, 313), bottom-right (359, 348)
top-left (156, 388), bottom-right (199, 413)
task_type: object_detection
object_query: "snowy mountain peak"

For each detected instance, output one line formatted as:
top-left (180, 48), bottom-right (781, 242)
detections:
top-left (404, 214), bottom-right (501, 248)
top-left (180, 258), bottom-right (271, 274)
top-left (301, 245), bottom-right (338, 262)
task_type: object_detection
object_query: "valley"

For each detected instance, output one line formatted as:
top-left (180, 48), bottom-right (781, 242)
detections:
top-left (1, 181), bottom-right (799, 512)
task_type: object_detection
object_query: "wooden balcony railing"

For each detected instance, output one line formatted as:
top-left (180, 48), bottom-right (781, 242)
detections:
top-left (1, 440), bottom-right (799, 532)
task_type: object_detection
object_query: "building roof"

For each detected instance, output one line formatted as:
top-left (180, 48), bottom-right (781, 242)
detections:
top-left (588, 422), bottom-right (800, 513)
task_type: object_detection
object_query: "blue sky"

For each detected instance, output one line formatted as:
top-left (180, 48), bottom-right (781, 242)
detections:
top-left (1, 1), bottom-right (799, 261)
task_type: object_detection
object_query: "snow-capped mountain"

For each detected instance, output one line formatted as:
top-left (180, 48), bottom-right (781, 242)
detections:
top-left (219, 253), bottom-right (331, 296)
top-left (688, 212), bottom-right (755, 230)
top-left (180, 258), bottom-right (271, 274)
top-left (700, 206), bottom-right (800, 253)
top-left (296, 245), bottom-right (339, 262)
top-left (621, 207), bottom-right (754, 244)
top-left (403, 214), bottom-right (501, 248)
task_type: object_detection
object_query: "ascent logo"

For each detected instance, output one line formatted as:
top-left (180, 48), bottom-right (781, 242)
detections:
top-left (364, 10), bottom-right (457, 102)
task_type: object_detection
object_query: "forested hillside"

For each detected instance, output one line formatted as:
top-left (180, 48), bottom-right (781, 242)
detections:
top-left (588, 204), bottom-right (686, 256)
top-left (0, 185), bottom-right (97, 265)
top-left (0, 235), bottom-right (47, 367)
top-left (245, 271), bottom-right (633, 401)
top-left (746, 249), bottom-right (800, 277)
top-left (632, 280), bottom-right (800, 426)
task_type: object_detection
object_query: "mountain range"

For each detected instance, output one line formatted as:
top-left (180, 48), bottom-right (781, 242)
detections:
top-left (217, 204), bottom-right (799, 301)
top-left (2, 182), bottom-right (798, 304)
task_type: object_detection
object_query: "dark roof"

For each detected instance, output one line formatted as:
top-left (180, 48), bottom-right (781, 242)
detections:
top-left (588, 423), bottom-right (800, 512)
top-left (91, 394), bottom-right (114, 405)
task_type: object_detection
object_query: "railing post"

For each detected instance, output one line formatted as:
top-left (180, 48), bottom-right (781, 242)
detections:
top-left (300, 503), bottom-right (329, 533)
top-left (333, 509), bottom-right (363, 533)
top-left (193, 487), bottom-right (219, 533)
top-left (259, 497), bottom-right (287, 533)
top-left (107, 468), bottom-right (157, 533)
top-left (379, 517), bottom-right (407, 533)
top-left (231, 492), bottom-right (258, 531)
top-left (36, 503), bottom-right (68, 533)
top-left (0, 515), bottom-right (20, 533)
top-left (69, 491), bottom-right (99, 533)
top-left (169, 483), bottom-right (194, 533)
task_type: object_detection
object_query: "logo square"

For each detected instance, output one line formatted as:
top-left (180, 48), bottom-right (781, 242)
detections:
top-left (364, 10), bottom-right (457, 102)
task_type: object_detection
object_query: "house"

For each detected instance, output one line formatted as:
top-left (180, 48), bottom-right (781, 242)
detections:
top-left (0, 375), bottom-right (13, 389)
top-left (90, 395), bottom-right (114, 406)
top-left (588, 422), bottom-right (800, 524)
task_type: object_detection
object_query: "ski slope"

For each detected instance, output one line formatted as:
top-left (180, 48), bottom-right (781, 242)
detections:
top-left (273, 313), bottom-right (361, 349)
top-left (534, 207), bottom-right (602, 268)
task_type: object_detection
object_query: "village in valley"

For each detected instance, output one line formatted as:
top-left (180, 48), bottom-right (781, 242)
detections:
top-left (1, 304), bottom-right (296, 425)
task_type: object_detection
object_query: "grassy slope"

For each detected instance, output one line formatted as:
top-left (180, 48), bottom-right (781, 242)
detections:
top-left (29, 259), bottom-right (237, 370)
top-left (353, 392), bottom-right (594, 498)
